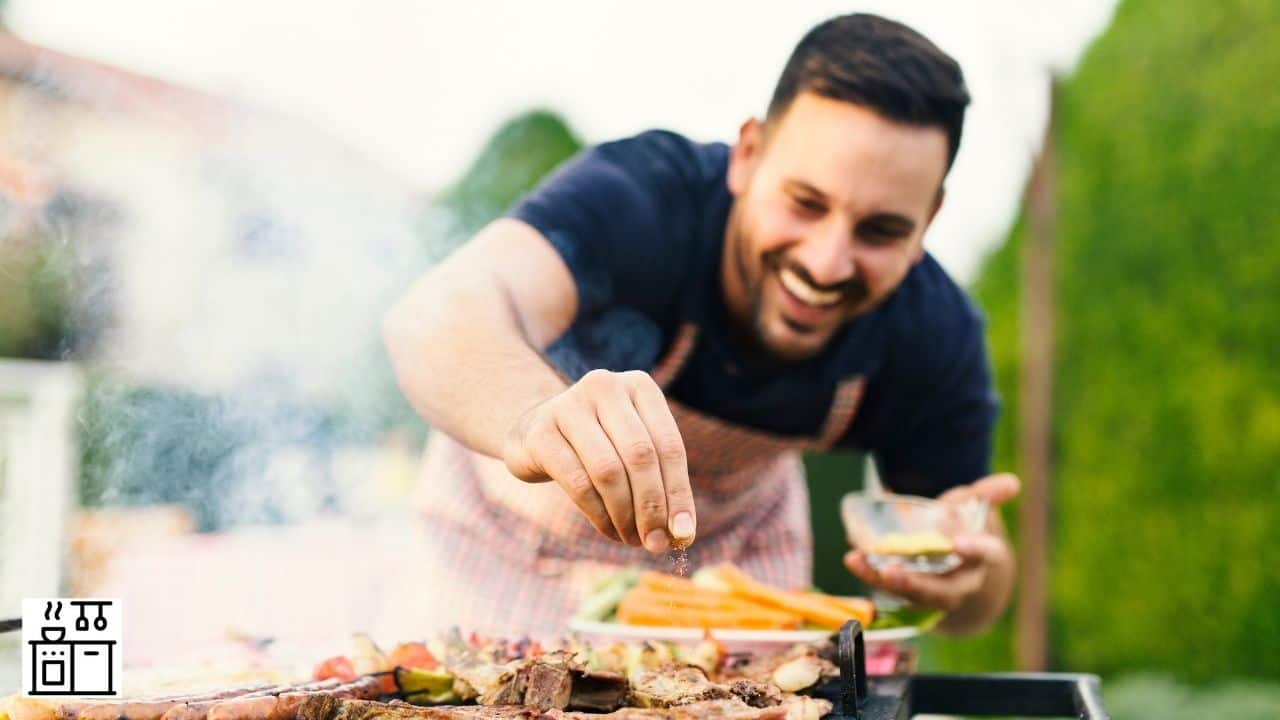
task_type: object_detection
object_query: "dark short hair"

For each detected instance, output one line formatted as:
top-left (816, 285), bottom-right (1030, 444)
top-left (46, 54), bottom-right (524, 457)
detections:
top-left (767, 13), bottom-right (970, 171)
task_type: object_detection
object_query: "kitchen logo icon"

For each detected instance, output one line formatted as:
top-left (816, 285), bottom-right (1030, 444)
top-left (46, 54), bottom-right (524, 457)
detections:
top-left (22, 598), bottom-right (122, 697)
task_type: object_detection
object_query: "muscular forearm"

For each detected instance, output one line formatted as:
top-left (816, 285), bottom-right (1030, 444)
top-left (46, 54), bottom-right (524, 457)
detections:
top-left (382, 239), bottom-right (569, 459)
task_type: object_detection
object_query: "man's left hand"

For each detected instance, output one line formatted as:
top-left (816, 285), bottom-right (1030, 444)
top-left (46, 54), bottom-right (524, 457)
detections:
top-left (843, 473), bottom-right (1020, 635)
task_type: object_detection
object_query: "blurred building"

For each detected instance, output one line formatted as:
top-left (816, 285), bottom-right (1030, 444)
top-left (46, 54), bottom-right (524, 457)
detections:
top-left (0, 29), bottom-right (424, 399)
top-left (0, 31), bottom-right (428, 665)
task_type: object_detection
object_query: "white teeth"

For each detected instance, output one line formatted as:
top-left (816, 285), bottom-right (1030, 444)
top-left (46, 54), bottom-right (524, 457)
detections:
top-left (779, 267), bottom-right (842, 307)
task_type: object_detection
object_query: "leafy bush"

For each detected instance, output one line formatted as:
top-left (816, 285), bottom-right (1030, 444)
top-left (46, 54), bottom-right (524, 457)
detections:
top-left (437, 110), bottom-right (583, 240)
top-left (971, 0), bottom-right (1280, 681)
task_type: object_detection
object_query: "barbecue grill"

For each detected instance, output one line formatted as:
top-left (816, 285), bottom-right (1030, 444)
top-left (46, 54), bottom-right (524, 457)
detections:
top-left (0, 617), bottom-right (1109, 718)
top-left (815, 621), bottom-right (1108, 719)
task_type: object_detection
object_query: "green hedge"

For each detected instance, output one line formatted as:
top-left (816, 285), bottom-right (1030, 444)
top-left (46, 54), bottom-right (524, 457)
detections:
top-left (970, 0), bottom-right (1280, 681)
top-left (438, 110), bottom-right (583, 241)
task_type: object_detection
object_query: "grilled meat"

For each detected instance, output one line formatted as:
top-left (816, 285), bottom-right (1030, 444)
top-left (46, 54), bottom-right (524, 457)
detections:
top-left (555, 699), bottom-right (788, 720)
top-left (5, 684), bottom-right (303, 720)
top-left (777, 698), bottom-right (830, 720)
top-left (523, 663), bottom-right (572, 712)
top-left (627, 668), bottom-right (732, 709)
top-left (206, 678), bottom-right (382, 720)
top-left (163, 683), bottom-right (343, 720)
top-left (565, 671), bottom-right (627, 713)
top-left (724, 682), bottom-right (780, 710)
top-left (717, 648), bottom-right (834, 694)
top-left (297, 698), bottom-right (786, 720)
top-left (453, 651), bottom-right (624, 713)
top-left (297, 697), bottom-right (541, 720)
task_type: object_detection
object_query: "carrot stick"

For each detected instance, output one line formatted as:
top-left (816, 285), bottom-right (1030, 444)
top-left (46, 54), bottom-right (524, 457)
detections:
top-left (620, 587), bottom-right (802, 623)
top-left (800, 592), bottom-right (875, 627)
top-left (637, 572), bottom-right (705, 594)
top-left (713, 564), bottom-right (850, 630)
top-left (616, 599), bottom-right (799, 630)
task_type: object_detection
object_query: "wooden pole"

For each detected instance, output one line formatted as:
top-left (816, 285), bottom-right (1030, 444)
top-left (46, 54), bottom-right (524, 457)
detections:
top-left (1016, 77), bottom-right (1057, 672)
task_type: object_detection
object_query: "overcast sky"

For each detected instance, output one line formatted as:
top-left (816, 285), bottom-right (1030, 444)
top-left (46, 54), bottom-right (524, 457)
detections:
top-left (7, 0), bottom-right (1116, 282)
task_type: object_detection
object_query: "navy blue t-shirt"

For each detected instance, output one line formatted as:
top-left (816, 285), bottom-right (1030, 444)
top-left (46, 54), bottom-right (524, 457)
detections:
top-left (508, 130), bottom-right (997, 497)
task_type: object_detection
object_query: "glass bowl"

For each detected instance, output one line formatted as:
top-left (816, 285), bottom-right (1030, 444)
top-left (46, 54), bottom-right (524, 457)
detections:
top-left (840, 492), bottom-right (988, 574)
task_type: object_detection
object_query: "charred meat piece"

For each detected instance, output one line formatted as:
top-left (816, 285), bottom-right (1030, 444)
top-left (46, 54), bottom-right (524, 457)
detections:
top-left (449, 653), bottom-right (528, 705)
top-left (627, 667), bottom-right (732, 708)
top-left (554, 698), bottom-right (789, 720)
top-left (475, 665), bottom-right (527, 707)
top-left (297, 698), bottom-right (787, 720)
top-left (725, 681), bottom-right (781, 709)
top-left (522, 663), bottom-right (572, 711)
top-left (297, 698), bottom-right (540, 720)
top-left (778, 697), bottom-right (831, 720)
top-left (565, 670), bottom-right (628, 713)
top-left (716, 647), bottom-right (835, 694)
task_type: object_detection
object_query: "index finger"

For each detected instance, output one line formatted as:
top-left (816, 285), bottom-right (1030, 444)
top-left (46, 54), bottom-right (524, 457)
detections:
top-left (627, 374), bottom-right (696, 544)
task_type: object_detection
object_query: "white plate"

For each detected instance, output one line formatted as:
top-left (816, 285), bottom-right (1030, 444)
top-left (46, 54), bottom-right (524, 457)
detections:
top-left (566, 619), bottom-right (920, 654)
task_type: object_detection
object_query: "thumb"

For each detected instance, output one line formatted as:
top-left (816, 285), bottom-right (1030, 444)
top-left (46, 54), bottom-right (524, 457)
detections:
top-left (940, 472), bottom-right (1021, 507)
top-left (502, 409), bottom-right (552, 483)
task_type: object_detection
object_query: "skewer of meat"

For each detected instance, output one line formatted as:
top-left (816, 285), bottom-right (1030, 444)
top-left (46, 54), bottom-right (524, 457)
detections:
top-left (206, 677), bottom-right (383, 720)
top-left (555, 702), bottom-right (790, 720)
top-left (161, 682), bottom-right (344, 720)
top-left (6, 684), bottom-right (281, 720)
top-left (295, 697), bottom-right (790, 720)
top-left (4, 676), bottom-right (381, 720)
top-left (74, 685), bottom-right (321, 720)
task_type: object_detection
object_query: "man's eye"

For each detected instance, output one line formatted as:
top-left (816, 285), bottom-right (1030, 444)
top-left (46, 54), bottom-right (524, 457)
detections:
top-left (790, 196), bottom-right (825, 215)
top-left (859, 225), bottom-right (904, 245)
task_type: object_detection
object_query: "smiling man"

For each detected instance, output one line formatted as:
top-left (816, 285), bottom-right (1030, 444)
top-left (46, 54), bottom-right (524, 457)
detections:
top-left (384, 13), bottom-right (1017, 636)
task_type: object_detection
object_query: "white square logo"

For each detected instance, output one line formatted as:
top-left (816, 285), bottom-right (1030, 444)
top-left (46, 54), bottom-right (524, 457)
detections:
top-left (21, 598), bottom-right (122, 697)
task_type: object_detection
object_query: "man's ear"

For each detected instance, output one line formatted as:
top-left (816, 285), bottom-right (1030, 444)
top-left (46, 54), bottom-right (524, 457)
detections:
top-left (915, 186), bottom-right (947, 263)
top-left (727, 117), bottom-right (764, 197)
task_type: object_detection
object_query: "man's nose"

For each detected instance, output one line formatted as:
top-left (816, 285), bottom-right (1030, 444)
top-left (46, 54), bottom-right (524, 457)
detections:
top-left (790, 219), bottom-right (856, 287)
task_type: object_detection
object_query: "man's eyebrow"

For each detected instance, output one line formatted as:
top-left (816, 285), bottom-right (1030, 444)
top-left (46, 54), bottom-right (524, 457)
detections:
top-left (859, 213), bottom-right (916, 232)
top-left (782, 179), bottom-right (827, 197)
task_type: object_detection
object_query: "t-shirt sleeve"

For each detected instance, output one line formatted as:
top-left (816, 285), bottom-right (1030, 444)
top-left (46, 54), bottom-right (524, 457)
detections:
top-left (506, 132), bottom-right (700, 321)
top-left (868, 301), bottom-right (999, 498)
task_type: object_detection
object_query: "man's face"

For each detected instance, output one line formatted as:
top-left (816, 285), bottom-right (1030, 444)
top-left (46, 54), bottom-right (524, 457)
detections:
top-left (723, 92), bottom-right (950, 362)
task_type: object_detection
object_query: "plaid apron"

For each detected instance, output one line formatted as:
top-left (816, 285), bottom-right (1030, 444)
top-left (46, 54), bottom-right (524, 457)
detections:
top-left (380, 323), bottom-right (866, 638)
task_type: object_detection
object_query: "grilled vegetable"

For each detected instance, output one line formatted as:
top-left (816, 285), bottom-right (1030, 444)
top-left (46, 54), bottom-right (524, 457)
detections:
top-left (711, 565), bottom-right (850, 630)
top-left (770, 657), bottom-right (822, 693)
top-left (312, 656), bottom-right (356, 682)
top-left (394, 668), bottom-right (455, 696)
top-left (575, 568), bottom-right (641, 621)
top-left (388, 642), bottom-right (439, 671)
top-left (350, 634), bottom-right (390, 676)
top-left (799, 593), bottom-right (874, 627)
top-left (617, 597), bottom-right (801, 630)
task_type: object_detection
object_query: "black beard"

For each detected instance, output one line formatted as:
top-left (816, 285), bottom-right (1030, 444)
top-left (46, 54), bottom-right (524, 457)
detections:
top-left (724, 214), bottom-right (871, 366)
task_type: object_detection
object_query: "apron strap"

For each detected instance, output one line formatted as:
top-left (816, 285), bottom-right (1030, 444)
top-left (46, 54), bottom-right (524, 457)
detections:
top-left (814, 375), bottom-right (867, 450)
top-left (650, 322), bottom-right (699, 389)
